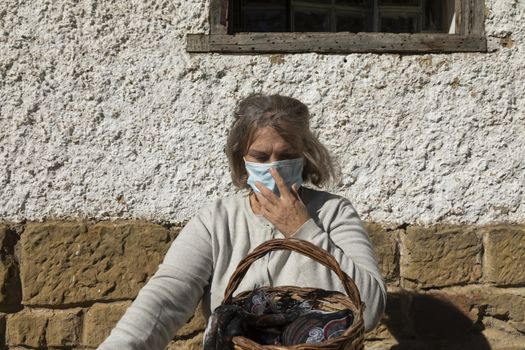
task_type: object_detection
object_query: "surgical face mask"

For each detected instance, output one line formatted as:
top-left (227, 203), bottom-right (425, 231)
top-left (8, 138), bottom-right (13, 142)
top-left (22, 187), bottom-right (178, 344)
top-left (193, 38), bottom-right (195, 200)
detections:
top-left (244, 157), bottom-right (304, 196)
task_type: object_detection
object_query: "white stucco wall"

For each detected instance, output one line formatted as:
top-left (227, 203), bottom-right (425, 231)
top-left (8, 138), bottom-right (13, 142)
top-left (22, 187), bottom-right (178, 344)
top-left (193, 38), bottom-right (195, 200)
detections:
top-left (0, 0), bottom-right (523, 225)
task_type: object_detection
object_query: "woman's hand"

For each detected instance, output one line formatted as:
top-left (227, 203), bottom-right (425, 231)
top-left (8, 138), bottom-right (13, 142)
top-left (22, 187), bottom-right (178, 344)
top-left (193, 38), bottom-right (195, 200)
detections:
top-left (254, 168), bottom-right (311, 237)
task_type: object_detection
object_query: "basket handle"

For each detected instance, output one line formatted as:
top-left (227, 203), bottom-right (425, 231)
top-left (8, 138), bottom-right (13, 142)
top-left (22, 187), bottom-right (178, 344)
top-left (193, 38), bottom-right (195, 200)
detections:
top-left (222, 238), bottom-right (363, 308)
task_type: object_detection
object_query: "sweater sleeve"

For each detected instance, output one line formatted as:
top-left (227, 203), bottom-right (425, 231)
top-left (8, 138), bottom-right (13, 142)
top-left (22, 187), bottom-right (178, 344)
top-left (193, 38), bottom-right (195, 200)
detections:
top-left (289, 197), bottom-right (387, 332)
top-left (97, 212), bottom-right (213, 350)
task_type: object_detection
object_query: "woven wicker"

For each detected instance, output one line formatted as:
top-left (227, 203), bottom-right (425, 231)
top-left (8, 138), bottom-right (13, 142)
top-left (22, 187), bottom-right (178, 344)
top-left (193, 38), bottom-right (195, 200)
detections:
top-left (221, 238), bottom-right (365, 350)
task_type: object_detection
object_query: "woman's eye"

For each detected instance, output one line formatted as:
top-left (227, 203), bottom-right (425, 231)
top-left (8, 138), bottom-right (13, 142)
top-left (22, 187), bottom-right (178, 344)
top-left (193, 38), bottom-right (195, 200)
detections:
top-left (281, 153), bottom-right (299, 160)
top-left (249, 154), bottom-right (268, 162)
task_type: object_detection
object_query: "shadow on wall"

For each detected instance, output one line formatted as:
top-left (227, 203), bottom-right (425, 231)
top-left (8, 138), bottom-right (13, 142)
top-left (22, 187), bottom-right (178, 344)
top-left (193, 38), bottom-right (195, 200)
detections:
top-left (380, 290), bottom-right (491, 350)
top-left (0, 227), bottom-right (23, 313)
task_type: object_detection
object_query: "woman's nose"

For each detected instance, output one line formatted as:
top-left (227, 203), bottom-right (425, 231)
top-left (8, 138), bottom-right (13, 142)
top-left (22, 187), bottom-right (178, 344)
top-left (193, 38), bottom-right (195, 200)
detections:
top-left (268, 154), bottom-right (280, 163)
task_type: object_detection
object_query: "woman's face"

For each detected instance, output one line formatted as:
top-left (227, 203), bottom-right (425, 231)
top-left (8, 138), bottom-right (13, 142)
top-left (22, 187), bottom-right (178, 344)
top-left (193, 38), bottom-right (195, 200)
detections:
top-left (245, 126), bottom-right (301, 164)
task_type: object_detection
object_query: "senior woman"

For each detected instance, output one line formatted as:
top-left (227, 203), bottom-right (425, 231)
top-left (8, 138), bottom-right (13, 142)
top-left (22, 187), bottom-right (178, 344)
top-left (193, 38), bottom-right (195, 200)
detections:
top-left (98, 94), bottom-right (386, 350)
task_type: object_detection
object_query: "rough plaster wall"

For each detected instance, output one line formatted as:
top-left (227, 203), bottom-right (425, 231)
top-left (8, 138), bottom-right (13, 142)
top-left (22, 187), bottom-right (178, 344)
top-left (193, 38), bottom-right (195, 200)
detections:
top-left (0, 0), bottom-right (523, 225)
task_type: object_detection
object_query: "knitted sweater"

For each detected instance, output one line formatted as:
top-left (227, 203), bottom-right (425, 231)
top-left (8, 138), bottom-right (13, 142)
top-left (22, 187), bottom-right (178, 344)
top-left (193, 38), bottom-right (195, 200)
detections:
top-left (98, 187), bottom-right (387, 350)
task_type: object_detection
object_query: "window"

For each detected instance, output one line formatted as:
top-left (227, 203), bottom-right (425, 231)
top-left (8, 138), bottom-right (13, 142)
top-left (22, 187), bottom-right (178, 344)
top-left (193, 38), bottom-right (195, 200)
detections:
top-left (186, 0), bottom-right (486, 53)
top-left (231, 0), bottom-right (454, 34)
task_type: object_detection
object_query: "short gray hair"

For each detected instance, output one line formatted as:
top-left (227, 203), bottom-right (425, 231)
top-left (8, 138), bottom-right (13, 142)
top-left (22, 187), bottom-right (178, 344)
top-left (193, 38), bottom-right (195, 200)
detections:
top-left (226, 93), bottom-right (338, 189)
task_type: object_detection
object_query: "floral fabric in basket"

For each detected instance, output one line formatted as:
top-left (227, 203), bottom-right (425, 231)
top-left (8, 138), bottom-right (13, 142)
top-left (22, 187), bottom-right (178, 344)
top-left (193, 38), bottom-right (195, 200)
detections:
top-left (203, 287), bottom-right (354, 349)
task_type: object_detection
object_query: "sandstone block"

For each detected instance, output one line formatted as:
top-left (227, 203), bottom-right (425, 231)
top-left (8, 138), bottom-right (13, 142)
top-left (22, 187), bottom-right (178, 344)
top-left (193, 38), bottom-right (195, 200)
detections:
top-left (169, 224), bottom-right (183, 240)
top-left (400, 226), bottom-right (482, 288)
top-left (410, 290), bottom-right (481, 338)
top-left (7, 309), bottom-right (48, 348)
top-left (7, 308), bottom-right (82, 347)
top-left (418, 286), bottom-right (525, 334)
top-left (481, 316), bottom-right (525, 350)
top-left (377, 287), bottom-right (484, 341)
top-left (509, 321), bottom-right (525, 334)
top-left (0, 224), bottom-right (21, 307)
top-left (82, 301), bottom-right (131, 348)
top-left (46, 308), bottom-right (83, 346)
top-left (473, 288), bottom-right (525, 323)
top-left (379, 287), bottom-right (415, 339)
top-left (483, 225), bottom-right (525, 286)
top-left (20, 221), bottom-right (174, 305)
top-left (175, 302), bottom-right (206, 338)
top-left (364, 339), bottom-right (399, 350)
top-left (166, 332), bottom-right (204, 350)
top-left (364, 322), bottom-right (392, 342)
top-left (365, 223), bottom-right (399, 283)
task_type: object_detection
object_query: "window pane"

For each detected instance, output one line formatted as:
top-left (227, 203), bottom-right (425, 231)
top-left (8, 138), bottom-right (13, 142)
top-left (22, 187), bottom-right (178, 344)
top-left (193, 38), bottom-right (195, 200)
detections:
top-left (423, 1), bottom-right (443, 31)
top-left (294, 0), bottom-right (332, 4)
top-left (379, 0), bottom-right (419, 6)
top-left (380, 14), bottom-right (418, 33)
top-left (243, 0), bottom-right (286, 5)
top-left (243, 9), bottom-right (287, 32)
top-left (293, 8), bottom-right (330, 31)
top-left (336, 13), bottom-right (367, 32)
top-left (335, 0), bottom-right (370, 7)
top-left (231, 0), bottom-right (453, 33)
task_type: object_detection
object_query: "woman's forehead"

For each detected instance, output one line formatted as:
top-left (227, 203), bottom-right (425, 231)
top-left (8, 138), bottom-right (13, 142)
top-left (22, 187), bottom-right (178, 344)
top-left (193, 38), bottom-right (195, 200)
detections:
top-left (248, 127), bottom-right (298, 151)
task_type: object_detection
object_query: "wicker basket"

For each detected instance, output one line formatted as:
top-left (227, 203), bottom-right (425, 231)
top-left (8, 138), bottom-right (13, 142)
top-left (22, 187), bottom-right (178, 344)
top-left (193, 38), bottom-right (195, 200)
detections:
top-left (221, 238), bottom-right (365, 350)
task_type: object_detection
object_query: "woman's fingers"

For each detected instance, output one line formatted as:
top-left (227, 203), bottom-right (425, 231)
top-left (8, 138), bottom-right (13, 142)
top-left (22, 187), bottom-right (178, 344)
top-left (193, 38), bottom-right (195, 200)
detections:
top-left (253, 172), bottom-right (310, 236)
top-left (254, 181), bottom-right (278, 206)
top-left (269, 168), bottom-right (291, 200)
top-left (290, 183), bottom-right (302, 202)
top-left (253, 178), bottom-right (310, 237)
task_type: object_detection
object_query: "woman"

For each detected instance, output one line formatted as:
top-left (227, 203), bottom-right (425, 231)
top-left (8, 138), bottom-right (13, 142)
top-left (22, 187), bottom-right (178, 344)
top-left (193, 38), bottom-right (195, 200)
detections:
top-left (98, 94), bottom-right (386, 350)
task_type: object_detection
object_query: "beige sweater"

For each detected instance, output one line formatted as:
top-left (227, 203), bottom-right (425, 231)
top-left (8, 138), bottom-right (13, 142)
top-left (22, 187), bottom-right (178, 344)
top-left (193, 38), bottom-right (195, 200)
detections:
top-left (98, 187), bottom-right (386, 350)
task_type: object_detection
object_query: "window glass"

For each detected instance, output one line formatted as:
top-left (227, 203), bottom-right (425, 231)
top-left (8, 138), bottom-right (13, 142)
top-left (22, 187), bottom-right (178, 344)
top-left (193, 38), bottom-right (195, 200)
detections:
top-left (423, 1), bottom-right (443, 31)
top-left (296, 0), bottom-right (332, 3)
top-left (243, 10), bottom-right (287, 32)
top-left (335, 0), bottom-right (368, 5)
top-left (231, 0), bottom-right (447, 34)
top-left (378, 0), bottom-right (418, 5)
top-left (293, 8), bottom-right (331, 31)
top-left (243, 0), bottom-right (286, 5)
top-left (380, 13), bottom-right (418, 33)
top-left (336, 12), bottom-right (368, 32)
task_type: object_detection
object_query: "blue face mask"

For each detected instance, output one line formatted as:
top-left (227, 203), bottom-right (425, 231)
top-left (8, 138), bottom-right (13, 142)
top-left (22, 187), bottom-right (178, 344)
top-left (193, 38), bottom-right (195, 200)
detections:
top-left (244, 157), bottom-right (304, 196)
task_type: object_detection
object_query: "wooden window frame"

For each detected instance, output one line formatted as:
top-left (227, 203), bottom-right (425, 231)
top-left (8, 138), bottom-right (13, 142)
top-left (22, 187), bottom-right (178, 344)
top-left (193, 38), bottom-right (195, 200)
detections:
top-left (186, 0), bottom-right (486, 53)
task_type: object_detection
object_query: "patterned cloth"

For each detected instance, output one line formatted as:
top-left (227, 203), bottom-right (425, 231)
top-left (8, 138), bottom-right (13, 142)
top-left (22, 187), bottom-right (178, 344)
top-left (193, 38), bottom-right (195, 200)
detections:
top-left (203, 288), bottom-right (354, 349)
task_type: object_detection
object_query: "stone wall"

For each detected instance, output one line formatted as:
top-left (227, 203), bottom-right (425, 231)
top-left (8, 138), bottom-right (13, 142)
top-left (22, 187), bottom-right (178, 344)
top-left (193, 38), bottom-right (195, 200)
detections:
top-left (1, 221), bottom-right (524, 349)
